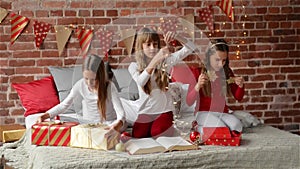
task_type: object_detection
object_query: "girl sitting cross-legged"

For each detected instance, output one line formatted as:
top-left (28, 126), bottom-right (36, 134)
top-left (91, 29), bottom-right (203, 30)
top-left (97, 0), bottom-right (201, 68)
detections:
top-left (186, 39), bottom-right (244, 136)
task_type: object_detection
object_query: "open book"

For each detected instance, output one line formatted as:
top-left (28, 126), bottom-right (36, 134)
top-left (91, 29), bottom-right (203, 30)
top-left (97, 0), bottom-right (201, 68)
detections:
top-left (124, 136), bottom-right (197, 155)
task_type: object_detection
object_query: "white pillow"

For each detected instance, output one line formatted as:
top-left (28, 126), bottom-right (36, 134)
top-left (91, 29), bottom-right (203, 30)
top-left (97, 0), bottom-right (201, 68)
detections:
top-left (232, 111), bottom-right (263, 128)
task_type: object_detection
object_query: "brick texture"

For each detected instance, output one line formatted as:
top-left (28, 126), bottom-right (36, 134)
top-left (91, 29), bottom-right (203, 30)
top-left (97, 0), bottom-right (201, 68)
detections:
top-left (0, 0), bottom-right (299, 134)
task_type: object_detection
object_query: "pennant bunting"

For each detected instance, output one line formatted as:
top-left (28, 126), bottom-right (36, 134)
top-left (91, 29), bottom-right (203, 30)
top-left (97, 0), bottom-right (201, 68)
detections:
top-left (54, 25), bottom-right (72, 56)
top-left (0, 7), bottom-right (8, 23)
top-left (33, 21), bottom-right (51, 48)
top-left (198, 5), bottom-right (214, 33)
top-left (10, 13), bottom-right (29, 45)
top-left (96, 30), bottom-right (113, 57)
top-left (179, 14), bottom-right (195, 41)
top-left (217, 0), bottom-right (234, 22)
top-left (160, 17), bottom-right (177, 35)
top-left (119, 29), bottom-right (136, 57)
top-left (76, 28), bottom-right (93, 57)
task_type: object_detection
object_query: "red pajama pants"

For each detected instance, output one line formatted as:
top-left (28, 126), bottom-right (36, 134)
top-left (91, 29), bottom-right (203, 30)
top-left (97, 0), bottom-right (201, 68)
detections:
top-left (132, 111), bottom-right (174, 138)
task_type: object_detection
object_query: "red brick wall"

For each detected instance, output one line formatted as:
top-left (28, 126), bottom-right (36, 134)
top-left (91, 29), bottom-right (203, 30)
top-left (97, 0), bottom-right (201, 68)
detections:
top-left (0, 0), bottom-right (299, 134)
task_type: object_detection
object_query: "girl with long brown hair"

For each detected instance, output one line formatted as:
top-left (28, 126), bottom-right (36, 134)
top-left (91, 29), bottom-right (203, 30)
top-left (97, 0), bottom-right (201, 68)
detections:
top-left (186, 39), bottom-right (244, 135)
top-left (37, 54), bottom-right (126, 133)
top-left (122, 27), bottom-right (197, 138)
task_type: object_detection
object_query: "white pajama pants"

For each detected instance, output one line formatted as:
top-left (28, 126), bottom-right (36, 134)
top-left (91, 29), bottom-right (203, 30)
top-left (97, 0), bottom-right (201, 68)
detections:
top-left (195, 111), bottom-right (243, 133)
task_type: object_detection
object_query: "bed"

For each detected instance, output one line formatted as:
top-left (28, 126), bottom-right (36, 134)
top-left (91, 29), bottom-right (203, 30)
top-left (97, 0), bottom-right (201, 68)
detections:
top-left (1, 124), bottom-right (299, 169)
top-left (5, 66), bottom-right (300, 168)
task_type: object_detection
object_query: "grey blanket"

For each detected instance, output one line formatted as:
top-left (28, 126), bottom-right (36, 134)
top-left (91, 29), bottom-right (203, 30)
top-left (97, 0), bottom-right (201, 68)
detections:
top-left (1, 125), bottom-right (299, 169)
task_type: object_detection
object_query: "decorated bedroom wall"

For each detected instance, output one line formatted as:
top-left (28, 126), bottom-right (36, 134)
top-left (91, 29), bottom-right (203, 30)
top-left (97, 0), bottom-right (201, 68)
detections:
top-left (0, 0), bottom-right (299, 134)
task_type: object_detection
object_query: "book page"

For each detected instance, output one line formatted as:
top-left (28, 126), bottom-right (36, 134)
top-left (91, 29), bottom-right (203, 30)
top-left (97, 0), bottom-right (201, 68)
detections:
top-left (124, 138), bottom-right (165, 155)
top-left (156, 136), bottom-right (196, 151)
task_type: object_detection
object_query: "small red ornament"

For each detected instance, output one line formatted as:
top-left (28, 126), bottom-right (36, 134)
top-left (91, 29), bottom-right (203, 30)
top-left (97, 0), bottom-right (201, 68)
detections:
top-left (189, 131), bottom-right (200, 142)
top-left (120, 131), bottom-right (131, 143)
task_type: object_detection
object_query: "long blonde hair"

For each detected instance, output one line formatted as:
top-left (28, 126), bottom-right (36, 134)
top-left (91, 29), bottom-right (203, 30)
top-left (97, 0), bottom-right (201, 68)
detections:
top-left (83, 54), bottom-right (108, 121)
top-left (202, 39), bottom-right (233, 97)
top-left (135, 27), bottom-right (169, 95)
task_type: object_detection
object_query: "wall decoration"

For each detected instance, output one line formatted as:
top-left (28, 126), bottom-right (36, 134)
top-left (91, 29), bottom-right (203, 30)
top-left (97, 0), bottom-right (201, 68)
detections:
top-left (54, 25), bottom-right (72, 56)
top-left (10, 13), bottom-right (29, 45)
top-left (119, 29), bottom-right (136, 57)
top-left (198, 5), bottom-right (214, 33)
top-left (0, 2), bottom-right (242, 57)
top-left (96, 30), bottom-right (113, 57)
top-left (179, 14), bottom-right (195, 41)
top-left (33, 21), bottom-right (51, 48)
top-left (76, 28), bottom-right (93, 57)
top-left (217, 0), bottom-right (234, 22)
top-left (0, 7), bottom-right (8, 23)
top-left (160, 17), bottom-right (177, 35)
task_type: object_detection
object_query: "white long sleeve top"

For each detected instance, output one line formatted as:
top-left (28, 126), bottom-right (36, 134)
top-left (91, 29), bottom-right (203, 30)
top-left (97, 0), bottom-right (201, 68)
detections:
top-left (128, 41), bottom-right (195, 115)
top-left (47, 79), bottom-right (125, 125)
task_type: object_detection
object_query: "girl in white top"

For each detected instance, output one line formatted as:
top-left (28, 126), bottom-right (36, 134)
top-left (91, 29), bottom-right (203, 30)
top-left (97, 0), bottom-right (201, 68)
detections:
top-left (37, 54), bottom-right (126, 134)
top-left (121, 27), bottom-right (196, 138)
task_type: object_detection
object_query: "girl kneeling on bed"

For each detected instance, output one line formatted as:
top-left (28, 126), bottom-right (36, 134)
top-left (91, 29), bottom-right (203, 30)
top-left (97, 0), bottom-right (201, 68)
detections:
top-left (121, 27), bottom-right (196, 138)
top-left (186, 39), bottom-right (244, 136)
top-left (36, 54), bottom-right (126, 137)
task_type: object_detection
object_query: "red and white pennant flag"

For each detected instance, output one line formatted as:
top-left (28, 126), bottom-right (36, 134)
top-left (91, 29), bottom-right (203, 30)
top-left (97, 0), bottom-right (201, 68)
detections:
top-left (160, 18), bottom-right (177, 35)
top-left (76, 28), bottom-right (93, 57)
top-left (10, 13), bottom-right (29, 45)
top-left (198, 5), bottom-right (214, 33)
top-left (33, 21), bottom-right (51, 48)
top-left (217, 0), bottom-right (234, 22)
top-left (96, 30), bottom-right (113, 57)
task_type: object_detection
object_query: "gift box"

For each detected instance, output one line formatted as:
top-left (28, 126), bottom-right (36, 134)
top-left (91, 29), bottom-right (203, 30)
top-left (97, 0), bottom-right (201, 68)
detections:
top-left (70, 123), bottom-right (119, 150)
top-left (31, 121), bottom-right (78, 146)
top-left (0, 124), bottom-right (25, 142)
top-left (2, 129), bottom-right (26, 143)
top-left (202, 127), bottom-right (241, 146)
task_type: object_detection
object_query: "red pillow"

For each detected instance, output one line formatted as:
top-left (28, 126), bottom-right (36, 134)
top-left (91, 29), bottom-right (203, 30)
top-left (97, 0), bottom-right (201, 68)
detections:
top-left (12, 76), bottom-right (60, 117)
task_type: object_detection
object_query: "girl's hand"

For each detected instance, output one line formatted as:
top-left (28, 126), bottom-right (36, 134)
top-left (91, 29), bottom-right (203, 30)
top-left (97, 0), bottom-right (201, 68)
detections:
top-left (146, 46), bottom-right (170, 73)
top-left (164, 31), bottom-right (176, 44)
top-left (195, 73), bottom-right (208, 91)
top-left (149, 46), bottom-right (170, 67)
top-left (158, 46), bottom-right (171, 59)
top-left (104, 120), bottom-right (123, 136)
top-left (104, 125), bottom-right (120, 145)
top-left (36, 112), bottom-right (50, 124)
top-left (234, 76), bottom-right (244, 88)
top-left (104, 125), bottom-right (118, 137)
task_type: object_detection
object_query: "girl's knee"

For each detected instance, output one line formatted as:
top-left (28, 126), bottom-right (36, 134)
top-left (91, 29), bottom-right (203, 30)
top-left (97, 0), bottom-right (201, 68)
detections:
top-left (151, 112), bottom-right (174, 137)
top-left (132, 114), bottom-right (153, 138)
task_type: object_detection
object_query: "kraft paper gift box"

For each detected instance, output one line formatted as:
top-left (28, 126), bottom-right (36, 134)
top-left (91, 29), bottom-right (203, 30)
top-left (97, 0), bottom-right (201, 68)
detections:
top-left (202, 127), bottom-right (241, 146)
top-left (31, 121), bottom-right (79, 146)
top-left (0, 124), bottom-right (25, 142)
top-left (2, 129), bottom-right (26, 143)
top-left (70, 123), bottom-right (119, 150)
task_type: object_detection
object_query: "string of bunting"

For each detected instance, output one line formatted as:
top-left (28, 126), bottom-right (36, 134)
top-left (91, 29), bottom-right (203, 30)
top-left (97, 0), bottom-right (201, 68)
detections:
top-left (0, 1), bottom-right (237, 57)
